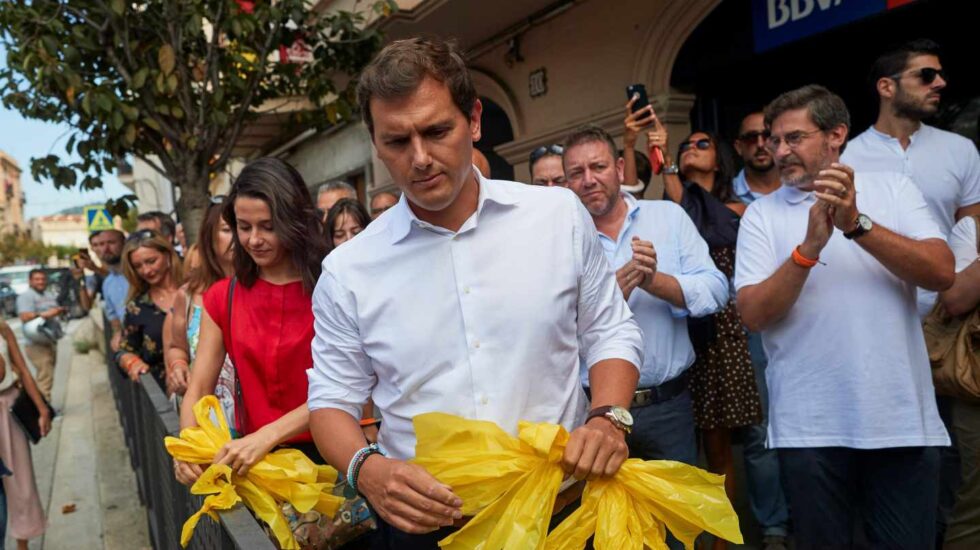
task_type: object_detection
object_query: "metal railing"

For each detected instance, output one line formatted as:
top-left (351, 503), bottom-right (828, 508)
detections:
top-left (102, 314), bottom-right (276, 550)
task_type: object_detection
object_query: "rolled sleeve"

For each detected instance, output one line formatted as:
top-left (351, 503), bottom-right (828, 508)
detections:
top-left (735, 202), bottom-right (777, 292)
top-left (670, 211), bottom-right (729, 318)
top-left (307, 267), bottom-right (376, 419)
top-left (572, 198), bottom-right (644, 371)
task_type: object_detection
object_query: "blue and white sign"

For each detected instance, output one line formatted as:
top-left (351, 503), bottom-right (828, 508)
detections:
top-left (752, 0), bottom-right (918, 53)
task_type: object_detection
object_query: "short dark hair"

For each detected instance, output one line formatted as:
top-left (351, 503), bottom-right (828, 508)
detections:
top-left (563, 125), bottom-right (618, 161)
top-left (29, 268), bottom-right (46, 279)
top-left (357, 37), bottom-right (476, 136)
top-left (619, 148), bottom-right (652, 186)
top-left (137, 211), bottom-right (176, 238)
top-left (869, 39), bottom-right (941, 93)
top-left (325, 198), bottom-right (372, 254)
top-left (764, 84), bottom-right (850, 133)
top-left (224, 158), bottom-right (329, 294)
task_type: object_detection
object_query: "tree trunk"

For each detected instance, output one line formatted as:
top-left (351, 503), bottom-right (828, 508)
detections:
top-left (175, 174), bottom-right (211, 248)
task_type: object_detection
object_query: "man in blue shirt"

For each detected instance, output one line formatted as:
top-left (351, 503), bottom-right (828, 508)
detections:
top-left (562, 124), bottom-right (728, 465)
top-left (79, 229), bottom-right (129, 349)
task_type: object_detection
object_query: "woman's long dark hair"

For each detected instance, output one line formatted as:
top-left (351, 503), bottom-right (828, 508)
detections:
top-left (223, 158), bottom-right (328, 294)
top-left (187, 200), bottom-right (230, 294)
top-left (325, 198), bottom-right (371, 255)
top-left (676, 130), bottom-right (737, 204)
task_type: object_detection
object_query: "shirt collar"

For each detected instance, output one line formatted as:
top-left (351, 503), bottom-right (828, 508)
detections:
top-left (867, 123), bottom-right (924, 145)
top-left (388, 166), bottom-right (520, 244)
top-left (780, 184), bottom-right (814, 205)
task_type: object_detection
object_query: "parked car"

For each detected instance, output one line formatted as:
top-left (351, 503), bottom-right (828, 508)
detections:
top-left (0, 264), bottom-right (40, 297)
top-left (0, 281), bottom-right (16, 317)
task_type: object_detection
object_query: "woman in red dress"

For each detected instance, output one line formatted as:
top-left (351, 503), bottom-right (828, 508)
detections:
top-left (174, 158), bottom-right (331, 482)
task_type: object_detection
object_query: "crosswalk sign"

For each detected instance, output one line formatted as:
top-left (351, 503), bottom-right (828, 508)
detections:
top-left (84, 206), bottom-right (115, 232)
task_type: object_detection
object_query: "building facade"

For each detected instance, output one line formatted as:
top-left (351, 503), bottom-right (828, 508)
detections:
top-left (276, 0), bottom-right (976, 205)
top-left (0, 149), bottom-right (27, 234)
top-left (29, 214), bottom-right (89, 248)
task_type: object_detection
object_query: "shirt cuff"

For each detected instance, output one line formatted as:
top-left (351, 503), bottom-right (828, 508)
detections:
top-left (673, 273), bottom-right (727, 318)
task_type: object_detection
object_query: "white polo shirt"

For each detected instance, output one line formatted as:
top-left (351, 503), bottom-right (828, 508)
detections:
top-left (734, 172), bottom-right (949, 449)
top-left (842, 124), bottom-right (980, 317)
top-left (949, 216), bottom-right (980, 272)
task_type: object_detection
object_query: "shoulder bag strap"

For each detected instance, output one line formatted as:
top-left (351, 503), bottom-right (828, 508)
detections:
top-left (226, 277), bottom-right (248, 435)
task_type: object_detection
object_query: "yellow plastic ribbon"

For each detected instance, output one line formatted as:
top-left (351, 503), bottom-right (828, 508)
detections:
top-left (412, 412), bottom-right (743, 550)
top-left (164, 396), bottom-right (344, 549)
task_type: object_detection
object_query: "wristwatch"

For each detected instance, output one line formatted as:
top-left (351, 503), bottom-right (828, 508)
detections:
top-left (844, 213), bottom-right (873, 240)
top-left (662, 163), bottom-right (680, 176)
top-left (586, 405), bottom-right (633, 434)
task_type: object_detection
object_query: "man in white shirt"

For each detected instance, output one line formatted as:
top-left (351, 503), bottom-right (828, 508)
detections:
top-left (731, 111), bottom-right (792, 547)
top-left (841, 39), bottom-right (980, 318)
top-left (735, 84), bottom-right (954, 549)
top-left (307, 37), bottom-right (643, 549)
top-left (561, 125), bottom-right (727, 467)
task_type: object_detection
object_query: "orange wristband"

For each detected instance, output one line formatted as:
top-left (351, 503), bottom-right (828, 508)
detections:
top-left (792, 245), bottom-right (819, 268)
top-left (359, 417), bottom-right (380, 427)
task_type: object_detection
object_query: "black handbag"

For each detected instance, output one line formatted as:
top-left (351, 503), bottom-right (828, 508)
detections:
top-left (10, 389), bottom-right (55, 444)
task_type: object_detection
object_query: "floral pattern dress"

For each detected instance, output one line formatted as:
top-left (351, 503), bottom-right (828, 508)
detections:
top-left (121, 292), bottom-right (167, 389)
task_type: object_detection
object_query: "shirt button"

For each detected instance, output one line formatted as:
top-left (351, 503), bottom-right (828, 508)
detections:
top-left (463, 286), bottom-right (471, 294)
top-left (481, 395), bottom-right (489, 405)
top-left (474, 340), bottom-right (481, 349)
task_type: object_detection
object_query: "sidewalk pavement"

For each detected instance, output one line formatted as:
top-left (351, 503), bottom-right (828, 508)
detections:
top-left (4, 316), bottom-right (149, 550)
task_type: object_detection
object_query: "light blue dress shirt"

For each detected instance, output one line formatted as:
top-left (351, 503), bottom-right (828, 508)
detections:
top-left (307, 173), bottom-right (644, 460)
top-left (100, 268), bottom-right (130, 322)
top-left (586, 193), bottom-right (728, 389)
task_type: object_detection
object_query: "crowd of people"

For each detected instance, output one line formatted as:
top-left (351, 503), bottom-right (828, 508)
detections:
top-left (3, 35), bottom-right (979, 550)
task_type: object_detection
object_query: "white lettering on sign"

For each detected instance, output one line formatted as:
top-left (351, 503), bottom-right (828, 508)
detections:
top-left (767, 0), bottom-right (844, 29)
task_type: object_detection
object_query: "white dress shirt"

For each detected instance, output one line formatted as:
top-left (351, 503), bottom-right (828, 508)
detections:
top-left (586, 193), bottom-right (728, 388)
top-left (307, 173), bottom-right (644, 460)
top-left (842, 124), bottom-right (980, 317)
top-left (734, 172), bottom-right (949, 449)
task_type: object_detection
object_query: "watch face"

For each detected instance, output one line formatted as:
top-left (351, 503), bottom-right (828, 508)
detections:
top-left (610, 406), bottom-right (634, 427)
top-left (858, 215), bottom-right (873, 231)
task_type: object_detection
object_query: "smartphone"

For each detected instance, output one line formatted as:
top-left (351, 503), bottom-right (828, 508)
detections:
top-left (626, 84), bottom-right (650, 113)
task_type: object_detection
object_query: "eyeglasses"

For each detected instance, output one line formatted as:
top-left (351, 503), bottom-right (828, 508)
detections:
top-left (678, 138), bottom-right (712, 154)
top-left (765, 129), bottom-right (822, 152)
top-left (891, 67), bottom-right (946, 85)
top-left (737, 130), bottom-right (771, 144)
top-left (529, 144), bottom-right (564, 165)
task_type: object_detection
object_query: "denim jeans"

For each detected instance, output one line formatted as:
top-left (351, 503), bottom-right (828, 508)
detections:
top-left (626, 387), bottom-right (697, 465)
top-left (735, 331), bottom-right (790, 537)
top-left (779, 446), bottom-right (941, 549)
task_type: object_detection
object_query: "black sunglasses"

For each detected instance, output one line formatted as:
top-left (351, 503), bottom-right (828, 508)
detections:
top-left (737, 130), bottom-right (770, 144)
top-left (892, 67), bottom-right (946, 85)
top-left (126, 229), bottom-right (156, 242)
top-left (679, 138), bottom-right (712, 153)
top-left (529, 144), bottom-right (564, 165)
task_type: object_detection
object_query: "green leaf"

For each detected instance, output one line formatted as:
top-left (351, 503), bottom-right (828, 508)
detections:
top-left (143, 117), bottom-right (161, 131)
top-left (96, 93), bottom-right (112, 112)
top-left (110, 0), bottom-right (125, 16)
top-left (132, 68), bottom-right (149, 89)
top-left (112, 110), bottom-right (124, 130)
top-left (158, 44), bottom-right (176, 75)
top-left (81, 94), bottom-right (92, 116)
top-left (122, 105), bottom-right (139, 121)
top-left (171, 105), bottom-right (184, 119)
top-left (41, 36), bottom-right (59, 57)
top-left (123, 125), bottom-right (137, 147)
top-left (167, 73), bottom-right (178, 93)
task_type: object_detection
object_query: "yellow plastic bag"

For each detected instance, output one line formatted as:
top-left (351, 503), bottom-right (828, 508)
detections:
top-left (164, 395), bottom-right (344, 549)
top-left (413, 413), bottom-right (567, 550)
top-left (412, 412), bottom-right (742, 550)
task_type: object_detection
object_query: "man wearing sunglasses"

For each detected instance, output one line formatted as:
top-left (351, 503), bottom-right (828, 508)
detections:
top-left (842, 39), bottom-right (980, 319)
top-left (733, 112), bottom-right (781, 205)
top-left (528, 144), bottom-right (566, 187)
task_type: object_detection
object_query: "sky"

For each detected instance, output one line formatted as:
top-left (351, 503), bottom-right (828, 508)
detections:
top-left (0, 44), bottom-right (133, 220)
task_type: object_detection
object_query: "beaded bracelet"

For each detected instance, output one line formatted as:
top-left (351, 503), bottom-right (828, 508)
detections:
top-left (346, 443), bottom-right (385, 492)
